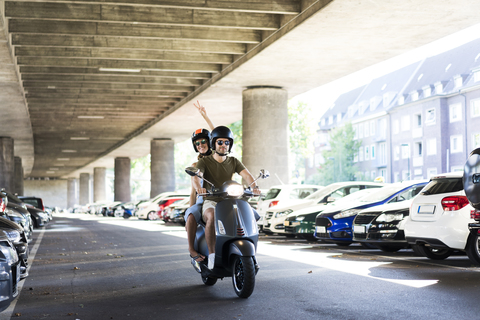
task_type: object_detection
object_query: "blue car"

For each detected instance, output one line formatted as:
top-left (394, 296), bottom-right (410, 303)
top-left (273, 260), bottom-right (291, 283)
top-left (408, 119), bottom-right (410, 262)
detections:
top-left (314, 181), bottom-right (428, 246)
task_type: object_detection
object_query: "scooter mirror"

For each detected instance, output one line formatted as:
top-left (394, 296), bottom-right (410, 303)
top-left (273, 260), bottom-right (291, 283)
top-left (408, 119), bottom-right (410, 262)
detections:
top-left (185, 167), bottom-right (200, 177)
top-left (259, 169), bottom-right (270, 179)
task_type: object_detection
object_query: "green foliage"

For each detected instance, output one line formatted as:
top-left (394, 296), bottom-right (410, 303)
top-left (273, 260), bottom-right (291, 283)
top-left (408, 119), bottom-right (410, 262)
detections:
top-left (229, 119), bottom-right (243, 160)
top-left (288, 100), bottom-right (316, 183)
top-left (318, 122), bottom-right (361, 185)
top-left (174, 139), bottom-right (197, 191)
top-left (130, 154), bottom-right (151, 200)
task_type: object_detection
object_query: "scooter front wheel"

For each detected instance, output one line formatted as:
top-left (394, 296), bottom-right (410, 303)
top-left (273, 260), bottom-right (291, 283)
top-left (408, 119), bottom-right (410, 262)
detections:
top-left (232, 256), bottom-right (255, 298)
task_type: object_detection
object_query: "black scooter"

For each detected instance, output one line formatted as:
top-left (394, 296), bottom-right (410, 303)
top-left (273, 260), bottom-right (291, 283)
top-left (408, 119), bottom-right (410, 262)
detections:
top-left (185, 167), bottom-right (268, 298)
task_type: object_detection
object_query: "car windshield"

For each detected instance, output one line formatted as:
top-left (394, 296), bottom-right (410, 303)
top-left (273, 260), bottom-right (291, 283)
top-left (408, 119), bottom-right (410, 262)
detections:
top-left (327, 189), bottom-right (376, 206)
top-left (305, 184), bottom-right (342, 200)
top-left (357, 184), bottom-right (415, 203)
top-left (264, 188), bottom-right (281, 200)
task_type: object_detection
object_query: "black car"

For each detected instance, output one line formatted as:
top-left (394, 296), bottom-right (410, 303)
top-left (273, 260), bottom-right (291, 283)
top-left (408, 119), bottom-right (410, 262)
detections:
top-left (19, 196), bottom-right (52, 222)
top-left (0, 217), bottom-right (29, 279)
top-left (2, 191), bottom-right (33, 241)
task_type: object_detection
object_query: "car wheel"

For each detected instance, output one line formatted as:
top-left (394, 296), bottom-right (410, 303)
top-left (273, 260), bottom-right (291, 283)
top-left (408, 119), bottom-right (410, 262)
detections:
top-left (411, 244), bottom-right (423, 256)
top-left (146, 211), bottom-right (158, 221)
top-left (415, 245), bottom-right (452, 260)
top-left (360, 242), bottom-right (377, 249)
top-left (377, 245), bottom-right (401, 253)
top-left (466, 232), bottom-right (480, 265)
top-left (335, 242), bottom-right (352, 247)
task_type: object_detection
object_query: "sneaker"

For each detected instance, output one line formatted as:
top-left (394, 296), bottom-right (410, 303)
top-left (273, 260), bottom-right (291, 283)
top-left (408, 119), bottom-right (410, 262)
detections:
top-left (208, 253), bottom-right (215, 270)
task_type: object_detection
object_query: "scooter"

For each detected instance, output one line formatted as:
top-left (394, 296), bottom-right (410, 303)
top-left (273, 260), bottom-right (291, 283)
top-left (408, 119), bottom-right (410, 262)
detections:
top-left (185, 167), bottom-right (269, 298)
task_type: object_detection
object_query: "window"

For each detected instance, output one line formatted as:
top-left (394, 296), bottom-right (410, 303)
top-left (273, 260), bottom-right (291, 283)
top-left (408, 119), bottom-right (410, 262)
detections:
top-left (371, 171), bottom-right (376, 180)
top-left (358, 123), bottom-right (364, 139)
top-left (472, 99), bottom-right (480, 117)
top-left (427, 138), bottom-right (437, 156)
top-left (353, 125), bottom-right (358, 140)
top-left (427, 168), bottom-right (438, 178)
top-left (394, 146), bottom-right (400, 161)
top-left (473, 133), bottom-right (480, 149)
top-left (414, 142), bottom-right (423, 157)
top-left (378, 118), bottom-right (386, 139)
top-left (364, 122), bottom-right (369, 137)
top-left (392, 120), bottom-right (399, 135)
top-left (370, 120), bottom-right (375, 136)
top-left (449, 103), bottom-right (462, 122)
top-left (379, 143), bottom-right (386, 165)
top-left (411, 91), bottom-right (419, 101)
top-left (423, 86), bottom-right (432, 98)
top-left (415, 114), bottom-right (422, 128)
top-left (379, 169), bottom-right (387, 181)
top-left (454, 75), bottom-right (463, 88)
top-left (450, 135), bottom-right (463, 154)
top-left (328, 115), bottom-right (333, 125)
top-left (394, 172), bottom-right (400, 183)
top-left (398, 95), bottom-right (405, 105)
top-left (371, 144), bottom-right (376, 160)
top-left (337, 113), bottom-right (342, 123)
top-left (435, 82), bottom-right (443, 94)
top-left (425, 108), bottom-right (436, 125)
top-left (365, 146), bottom-right (370, 161)
top-left (401, 144), bottom-right (410, 159)
top-left (320, 118), bottom-right (326, 126)
top-left (359, 146), bottom-right (364, 161)
top-left (401, 116), bottom-right (410, 131)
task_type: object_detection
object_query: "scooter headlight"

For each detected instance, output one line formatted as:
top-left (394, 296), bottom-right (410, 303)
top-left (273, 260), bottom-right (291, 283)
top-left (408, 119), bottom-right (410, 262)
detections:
top-left (226, 185), bottom-right (244, 197)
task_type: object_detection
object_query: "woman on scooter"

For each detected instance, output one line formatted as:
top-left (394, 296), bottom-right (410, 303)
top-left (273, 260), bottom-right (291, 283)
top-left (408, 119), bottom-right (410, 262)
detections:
top-left (186, 101), bottom-right (215, 264)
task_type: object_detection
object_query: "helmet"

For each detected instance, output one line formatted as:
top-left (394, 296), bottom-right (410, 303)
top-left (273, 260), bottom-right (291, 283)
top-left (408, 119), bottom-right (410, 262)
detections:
top-left (191, 128), bottom-right (211, 154)
top-left (211, 126), bottom-right (234, 153)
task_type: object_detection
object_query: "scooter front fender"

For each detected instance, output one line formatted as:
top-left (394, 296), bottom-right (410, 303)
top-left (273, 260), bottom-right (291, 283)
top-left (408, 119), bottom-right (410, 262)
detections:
top-left (228, 240), bottom-right (256, 259)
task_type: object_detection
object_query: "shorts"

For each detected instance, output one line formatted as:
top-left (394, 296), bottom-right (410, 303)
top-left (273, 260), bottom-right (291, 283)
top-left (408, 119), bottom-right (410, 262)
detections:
top-left (184, 196), bottom-right (204, 224)
top-left (202, 200), bottom-right (218, 221)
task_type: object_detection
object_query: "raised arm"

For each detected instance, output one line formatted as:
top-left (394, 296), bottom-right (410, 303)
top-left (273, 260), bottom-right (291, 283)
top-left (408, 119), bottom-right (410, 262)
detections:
top-left (239, 169), bottom-right (261, 195)
top-left (194, 100), bottom-right (215, 131)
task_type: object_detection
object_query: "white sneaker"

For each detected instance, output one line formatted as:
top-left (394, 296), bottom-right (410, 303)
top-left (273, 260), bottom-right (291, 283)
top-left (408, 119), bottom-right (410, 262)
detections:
top-left (208, 253), bottom-right (215, 270)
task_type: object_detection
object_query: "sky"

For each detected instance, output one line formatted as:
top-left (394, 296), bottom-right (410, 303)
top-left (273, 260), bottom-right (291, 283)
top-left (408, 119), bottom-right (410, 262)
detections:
top-left (291, 22), bottom-right (480, 122)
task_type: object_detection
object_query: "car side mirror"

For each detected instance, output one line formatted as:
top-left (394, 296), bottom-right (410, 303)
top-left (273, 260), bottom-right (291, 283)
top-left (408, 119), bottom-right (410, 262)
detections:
top-left (326, 196), bottom-right (336, 203)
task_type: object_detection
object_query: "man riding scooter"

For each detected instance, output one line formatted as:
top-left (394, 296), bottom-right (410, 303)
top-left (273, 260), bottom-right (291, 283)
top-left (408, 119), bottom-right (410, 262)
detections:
top-left (192, 126), bottom-right (262, 270)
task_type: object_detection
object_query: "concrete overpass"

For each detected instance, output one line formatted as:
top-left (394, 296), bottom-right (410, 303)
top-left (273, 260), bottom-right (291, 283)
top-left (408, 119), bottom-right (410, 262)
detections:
top-left (1, 0), bottom-right (480, 200)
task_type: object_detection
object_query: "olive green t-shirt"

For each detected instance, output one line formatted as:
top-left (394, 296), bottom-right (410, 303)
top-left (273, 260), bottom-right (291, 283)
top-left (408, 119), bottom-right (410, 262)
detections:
top-left (195, 155), bottom-right (246, 199)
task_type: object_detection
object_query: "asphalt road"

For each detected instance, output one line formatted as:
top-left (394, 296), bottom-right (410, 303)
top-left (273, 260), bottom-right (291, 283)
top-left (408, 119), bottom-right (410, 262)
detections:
top-left (3, 213), bottom-right (480, 320)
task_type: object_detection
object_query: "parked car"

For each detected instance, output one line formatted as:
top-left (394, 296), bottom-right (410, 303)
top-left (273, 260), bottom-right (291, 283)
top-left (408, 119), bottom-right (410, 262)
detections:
top-left (160, 197), bottom-right (188, 222)
top-left (2, 191), bottom-right (33, 241)
top-left (257, 184), bottom-right (323, 231)
top-left (0, 217), bottom-right (29, 279)
top-left (100, 201), bottom-right (122, 217)
top-left (404, 172), bottom-right (472, 260)
top-left (0, 230), bottom-right (21, 312)
top-left (166, 198), bottom-right (191, 225)
top-left (352, 200), bottom-right (415, 252)
top-left (18, 196), bottom-right (52, 221)
top-left (24, 205), bottom-right (49, 228)
top-left (267, 181), bottom-right (384, 237)
top-left (315, 180), bottom-right (428, 246)
top-left (137, 192), bottom-right (189, 220)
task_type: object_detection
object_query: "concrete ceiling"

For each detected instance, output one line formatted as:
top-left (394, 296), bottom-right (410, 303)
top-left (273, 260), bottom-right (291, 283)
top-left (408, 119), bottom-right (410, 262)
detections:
top-left (1, 0), bottom-right (480, 179)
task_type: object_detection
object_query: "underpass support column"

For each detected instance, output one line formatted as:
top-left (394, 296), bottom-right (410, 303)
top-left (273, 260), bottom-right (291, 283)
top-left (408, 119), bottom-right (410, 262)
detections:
top-left (13, 156), bottom-right (24, 196)
top-left (242, 86), bottom-right (289, 188)
top-left (93, 167), bottom-right (107, 203)
top-left (150, 138), bottom-right (175, 198)
top-left (0, 137), bottom-right (14, 191)
top-left (115, 157), bottom-right (131, 202)
top-left (67, 178), bottom-right (77, 209)
top-left (79, 173), bottom-right (90, 205)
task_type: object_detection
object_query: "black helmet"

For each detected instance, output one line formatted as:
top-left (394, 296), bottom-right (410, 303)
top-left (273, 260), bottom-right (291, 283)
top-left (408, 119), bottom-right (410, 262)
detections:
top-left (191, 128), bottom-right (211, 154)
top-left (211, 126), bottom-right (234, 153)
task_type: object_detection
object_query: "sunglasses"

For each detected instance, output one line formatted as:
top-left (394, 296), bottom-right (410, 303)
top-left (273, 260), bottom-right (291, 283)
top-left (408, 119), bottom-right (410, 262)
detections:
top-left (195, 139), bottom-right (207, 146)
top-left (216, 140), bottom-right (230, 146)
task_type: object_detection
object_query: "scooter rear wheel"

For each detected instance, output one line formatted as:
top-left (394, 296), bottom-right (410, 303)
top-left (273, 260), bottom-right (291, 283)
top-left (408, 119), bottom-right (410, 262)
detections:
top-left (232, 256), bottom-right (255, 298)
top-left (202, 275), bottom-right (217, 286)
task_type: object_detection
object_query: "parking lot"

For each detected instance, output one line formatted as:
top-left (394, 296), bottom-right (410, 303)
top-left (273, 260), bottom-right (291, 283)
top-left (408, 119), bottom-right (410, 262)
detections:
top-left (3, 213), bottom-right (480, 320)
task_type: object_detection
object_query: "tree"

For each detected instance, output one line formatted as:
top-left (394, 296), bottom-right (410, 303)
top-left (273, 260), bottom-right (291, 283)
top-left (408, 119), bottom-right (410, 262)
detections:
top-left (229, 119), bottom-right (243, 160)
top-left (318, 122), bottom-right (361, 185)
top-left (288, 100), bottom-right (316, 183)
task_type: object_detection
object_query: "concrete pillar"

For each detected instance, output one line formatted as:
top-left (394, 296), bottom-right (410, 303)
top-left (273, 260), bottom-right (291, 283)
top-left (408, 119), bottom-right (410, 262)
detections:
top-left (79, 173), bottom-right (90, 205)
top-left (93, 167), bottom-right (107, 202)
top-left (0, 137), bottom-right (14, 191)
top-left (67, 178), bottom-right (77, 209)
top-left (13, 157), bottom-right (24, 196)
top-left (242, 86), bottom-right (289, 188)
top-left (150, 138), bottom-right (175, 198)
top-left (115, 157), bottom-right (131, 202)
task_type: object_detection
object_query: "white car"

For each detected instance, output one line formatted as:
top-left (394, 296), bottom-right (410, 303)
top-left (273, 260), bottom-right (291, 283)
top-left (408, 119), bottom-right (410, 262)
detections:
top-left (256, 184), bottom-right (323, 230)
top-left (263, 181), bottom-right (385, 235)
top-left (136, 192), bottom-right (189, 220)
top-left (404, 172), bottom-right (473, 260)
